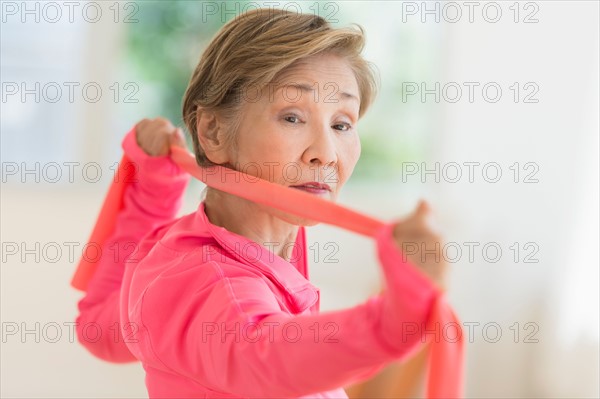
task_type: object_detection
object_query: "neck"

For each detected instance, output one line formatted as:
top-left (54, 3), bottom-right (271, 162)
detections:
top-left (203, 187), bottom-right (299, 262)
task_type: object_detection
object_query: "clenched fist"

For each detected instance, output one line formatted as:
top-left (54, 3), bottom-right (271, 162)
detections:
top-left (135, 117), bottom-right (187, 157)
top-left (391, 200), bottom-right (448, 292)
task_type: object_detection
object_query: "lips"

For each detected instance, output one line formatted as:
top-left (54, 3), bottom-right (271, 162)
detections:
top-left (289, 182), bottom-right (332, 192)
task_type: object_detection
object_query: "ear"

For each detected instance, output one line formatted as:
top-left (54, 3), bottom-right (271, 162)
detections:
top-left (195, 107), bottom-right (231, 165)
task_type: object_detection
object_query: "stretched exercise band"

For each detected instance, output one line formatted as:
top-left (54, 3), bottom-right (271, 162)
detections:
top-left (71, 145), bottom-right (464, 398)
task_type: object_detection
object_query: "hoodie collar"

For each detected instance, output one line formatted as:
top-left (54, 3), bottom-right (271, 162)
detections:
top-left (194, 201), bottom-right (319, 312)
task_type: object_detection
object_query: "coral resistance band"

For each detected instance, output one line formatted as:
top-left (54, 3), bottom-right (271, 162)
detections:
top-left (71, 145), bottom-right (464, 399)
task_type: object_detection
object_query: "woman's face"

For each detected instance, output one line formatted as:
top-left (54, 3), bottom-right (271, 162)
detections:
top-left (230, 53), bottom-right (360, 197)
top-left (216, 53), bottom-right (362, 226)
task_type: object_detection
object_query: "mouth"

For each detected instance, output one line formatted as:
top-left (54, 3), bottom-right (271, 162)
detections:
top-left (289, 182), bottom-right (331, 195)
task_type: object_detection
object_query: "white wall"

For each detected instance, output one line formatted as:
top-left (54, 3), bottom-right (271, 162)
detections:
top-left (432, 1), bottom-right (599, 397)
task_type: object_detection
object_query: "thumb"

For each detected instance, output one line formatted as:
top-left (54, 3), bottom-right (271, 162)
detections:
top-left (170, 128), bottom-right (187, 148)
top-left (415, 199), bottom-right (431, 217)
top-left (410, 199), bottom-right (433, 226)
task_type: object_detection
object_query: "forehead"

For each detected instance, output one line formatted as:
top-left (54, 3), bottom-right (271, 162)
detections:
top-left (268, 54), bottom-right (359, 101)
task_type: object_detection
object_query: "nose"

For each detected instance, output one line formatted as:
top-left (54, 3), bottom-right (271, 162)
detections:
top-left (302, 124), bottom-right (337, 168)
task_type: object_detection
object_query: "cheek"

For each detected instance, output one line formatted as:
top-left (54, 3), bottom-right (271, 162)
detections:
top-left (339, 137), bottom-right (361, 181)
top-left (352, 137), bottom-right (361, 164)
top-left (235, 138), bottom-right (297, 182)
top-left (243, 125), bottom-right (291, 157)
top-left (234, 126), bottom-right (276, 162)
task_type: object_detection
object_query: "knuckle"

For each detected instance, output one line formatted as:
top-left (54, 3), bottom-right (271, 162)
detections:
top-left (153, 117), bottom-right (172, 128)
top-left (136, 119), bottom-right (149, 132)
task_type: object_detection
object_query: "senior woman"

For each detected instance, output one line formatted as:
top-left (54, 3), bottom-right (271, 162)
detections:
top-left (75, 8), bottom-right (447, 398)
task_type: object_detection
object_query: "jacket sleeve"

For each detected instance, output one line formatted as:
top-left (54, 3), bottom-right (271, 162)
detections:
top-left (75, 126), bottom-right (190, 363)
top-left (141, 222), bottom-right (440, 397)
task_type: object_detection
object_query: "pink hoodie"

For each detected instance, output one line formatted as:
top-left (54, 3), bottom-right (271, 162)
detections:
top-left (77, 127), bottom-right (440, 398)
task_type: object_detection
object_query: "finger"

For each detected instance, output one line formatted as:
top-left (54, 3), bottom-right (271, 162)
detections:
top-left (418, 199), bottom-right (430, 212)
top-left (153, 117), bottom-right (174, 131)
top-left (169, 128), bottom-right (187, 148)
top-left (135, 119), bottom-right (148, 135)
top-left (411, 199), bottom-right (431, 221)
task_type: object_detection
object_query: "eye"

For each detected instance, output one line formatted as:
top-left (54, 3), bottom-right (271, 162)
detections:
top-left (332, 122), bottom-right (352, 131)
top-left (283, 114), bottom-right (302, 124)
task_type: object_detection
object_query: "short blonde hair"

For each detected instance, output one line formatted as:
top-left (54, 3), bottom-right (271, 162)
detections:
top-left (182, 8), bottom-right (379, 167)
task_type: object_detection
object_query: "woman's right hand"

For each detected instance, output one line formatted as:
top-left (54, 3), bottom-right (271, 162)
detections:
top-left (135, 117), bottom-right (186, 157)
top-left (389, 200), bottom-right (448, 292)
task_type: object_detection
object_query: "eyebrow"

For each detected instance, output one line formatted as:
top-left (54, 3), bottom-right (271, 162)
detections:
top-left (277, 83), bottom-right (360, 103)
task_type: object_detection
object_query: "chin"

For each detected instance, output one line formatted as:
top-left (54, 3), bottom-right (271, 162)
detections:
top-left (277, 212), bottom-right (322, 227)
top-left (261, 206), bottom-right (321, 227)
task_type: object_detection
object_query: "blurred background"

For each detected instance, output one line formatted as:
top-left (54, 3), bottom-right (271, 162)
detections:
top-left (1, 0), bottom-right (598, 397)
